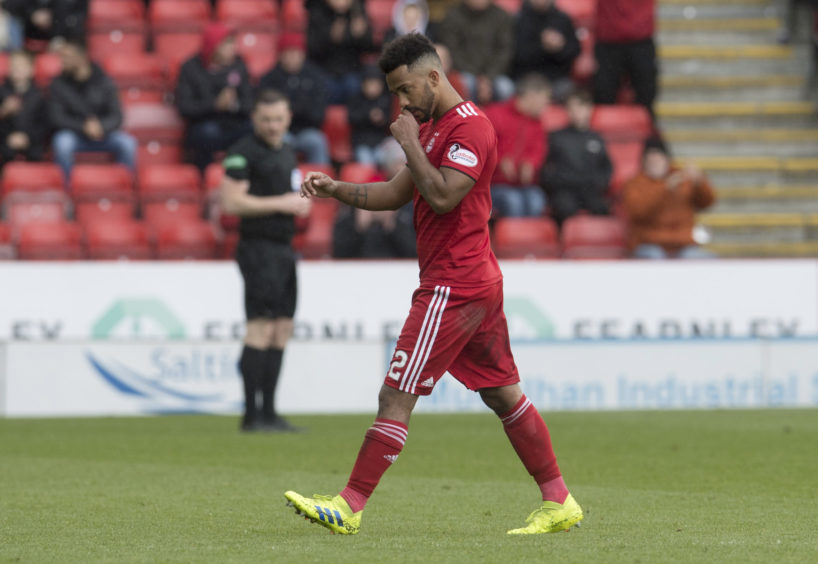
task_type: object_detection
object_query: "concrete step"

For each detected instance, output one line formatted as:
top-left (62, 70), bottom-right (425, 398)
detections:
top-left (698, 212), bottom-right (818, 244)
top-left (674, 156), bottom-right (818, 187)
top-left (704, 241), bottom-right (818, 257)
top-left (671, 140), bottom-right (818, 158)
top-left (658, 2), bottom-right (778, 20)
top-left (660, 51), bottom-right (808, 75)
top-left (658, 44), bottom-right (794, 58)
top-left (664, 127), bottom-right (818, 143)
top-left (657, 16), bottom-right (781, 44)
top-left (660, 75), bottom-right (805, 102)
top-left (712, 185), bottom-right (818, 213)
top-left (657, 100), bottom-right (817, 128)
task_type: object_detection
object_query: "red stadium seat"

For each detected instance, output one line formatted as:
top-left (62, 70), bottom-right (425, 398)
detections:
top-left (88, 30), bottom-right (147, 60)
top-left (281, 0), bottom-right (307, 31)
top-left (0, 222), bottom-right (14, 259)
top-left (149, 0), bottom-right (211, 33)
top-left (492, 217), bottom-right (561, 259)
top-left (322, 105), bottom-right (353, 164)
top-left (34, 53), bottom-right (62, 88)
top-left (138, 141), bottom-right (184, 166)
top-left (16, 221), bottom-right (84, 260)
top-left (1, 162), bottom-right (64, 196)
top-left (138, 164), bottom-right (202, 202)
top-left (75, 199), bottom-right (135, 225)
top-left (88, 0), bottom-right (146, 31)
top-left (154, 32), bottom-right (202, 79)
top-left (607, 141), bottom-right (643, 195)
top-left (541, 104), bottom-right (570, 132)
top-left (103, 53), bottom-right (166, 92)
top-left (204, 163), bottom-right (224, 197)
top-left (495, 0), bottom-right (523, 14)
top-left (70, 164), bottom-right (134, 201)
top-left (4, 198), bottom-right (67, 228)
top-left (123, 103), bottom-right (185, 144)
top-left (86, 219), bottom-right (153, 260)
top-left (203, 163), bottom-right (237, 229)
top-left (571, 28), bottom-right (596, 83)
top-left (367, 0), bottom-right (395, 43)
top-left (295, 198), bottom-right (337, 259)
top-left (216, 0), bottom-right (278, 29)
top-left (142, 200), bottom-right (202, 227)
top-left (0, 53), bottom-right (8, 81)
top-left (561, 215), bottom-right (628, 259)
top-left (156, 219), bottom-right (220, 259)
top-left (298, 162), bottom-right (335, 181)
top-left (339, 162), bottom-right (379, 184)
top-left (591, 105), bottom-right (653, 142)
top-left (236, 30), bottom-right (278, 80)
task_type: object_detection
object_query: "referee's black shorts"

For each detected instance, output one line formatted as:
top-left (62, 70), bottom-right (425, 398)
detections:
top-left (236, 238), bottom-right (297, 320)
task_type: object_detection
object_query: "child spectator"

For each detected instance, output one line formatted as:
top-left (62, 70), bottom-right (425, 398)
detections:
top-left (484, 74), bottom-right (550, 218)
top-left (511, 0), bottom-right (580, 102)
top-left (622, 137), bottom-right (716, 259)
top-left (437, 0), bottom-right (514, 104)
top-left (48, 38), bottom-right (136, 179)
top-left (0, 50), bottom-right (46, 165)
top-left (593, 0), bottom-right (658, 119)
top-left (0, 1), bottom-right (24, 51)
top-left (540, 88), bottom-right (612, 226)
top-left (258, 32), bottom-right (331, 165)
top-left (347, 64), bottom-right (392, 167)
top-left (175, 22), bottom-right (253, 171)
top-left (384, 0), bottom-right (430, 45)
top-left (307, 0), bottom-right (376, 104)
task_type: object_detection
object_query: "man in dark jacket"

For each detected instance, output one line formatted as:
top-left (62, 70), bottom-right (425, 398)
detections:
top-left (48, 38), bottom-right (136, 180)
top-left (307, 0), bottom-right (375, 104)
top-left (0, 51), bottom-right (46, 164)
top-left (540, 89), bottom-right (612, 226)
top-left (175, 22), bottom-right (253, 171)
top-left (258, 32), bottom-right (330, 164)
top-left (10, 0), bottom-right (87, 53)
top-left (511, 0), bottom-right (580, 102)
top-left (346, 64), bottom-right (392, 166)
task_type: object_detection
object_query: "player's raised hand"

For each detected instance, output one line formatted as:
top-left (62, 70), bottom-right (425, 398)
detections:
top-left (390, 110), bottom-right (420, 145)
top-left (301, 171), bottom-right (338, 199)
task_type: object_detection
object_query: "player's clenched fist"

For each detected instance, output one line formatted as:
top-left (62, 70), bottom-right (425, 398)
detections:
top-left (301, 171), bottom-right (337, 199)
top-left (390, 110), bottom-right (419, 145)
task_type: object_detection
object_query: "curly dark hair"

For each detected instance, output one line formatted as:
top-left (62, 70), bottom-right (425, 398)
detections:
top-left (378, 33), bottom-right (440, 75)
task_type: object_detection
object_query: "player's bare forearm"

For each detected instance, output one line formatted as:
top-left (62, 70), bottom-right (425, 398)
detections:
top-left (332, 180), bottom-right (409, 211)
top-left (401, 138), bottom-right (472, 214)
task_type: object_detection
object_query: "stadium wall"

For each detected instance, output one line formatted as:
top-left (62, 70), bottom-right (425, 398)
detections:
top-left (1, 260), bottom-right (817, 416)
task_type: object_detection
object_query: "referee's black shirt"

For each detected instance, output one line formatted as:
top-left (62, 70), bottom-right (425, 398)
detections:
top-left (223, 133), bottom-right (299, 243)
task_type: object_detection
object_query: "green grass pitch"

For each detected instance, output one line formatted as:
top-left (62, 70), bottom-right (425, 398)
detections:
top-left (1, 409), bottom-right (817, 563)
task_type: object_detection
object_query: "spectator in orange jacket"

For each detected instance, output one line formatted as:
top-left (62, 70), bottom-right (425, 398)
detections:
top-left (622, 137), bottom-right (716, 259)
top-left (484, 74), bottom-right (550, 217)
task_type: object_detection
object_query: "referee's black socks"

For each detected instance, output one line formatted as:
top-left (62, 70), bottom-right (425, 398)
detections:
top-left (261, 348), bottom-right (284, 422)
top-left (239, 346), bottom-right (266, 428)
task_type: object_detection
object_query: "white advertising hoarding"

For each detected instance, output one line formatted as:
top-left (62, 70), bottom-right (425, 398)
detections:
top-left (1, 260), bottom-right (816, 342)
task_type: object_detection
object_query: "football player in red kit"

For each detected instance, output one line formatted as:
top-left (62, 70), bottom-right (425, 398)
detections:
top-left (285, 33), bottom-right (582, 535)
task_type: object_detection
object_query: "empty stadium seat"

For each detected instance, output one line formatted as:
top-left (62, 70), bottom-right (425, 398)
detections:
top-left (70, 164), bottom-right (134, 200)
top-left (203, 163), bottom-right (238, 230)
top-left (123, 103), bottom-right (185, 144)
top-left (142, 200), bottom-right (202, 228)
top-left (556, 0), bottom-right (595, 28)
top-left (88, 30), bottom-right (146, 60)
top-left (138, 141), bottom-right (184, 166)
top-left (88, 0), bottom-right (146, 32)
top-left (0, 53), bottom-right (8, 80)
top-left (216, 0), bottom-right (278, 29)
top-left (85, 219), bottom-right (153, 260)
top-left (542, 104), bottom-right (570, 132)
top-left (154, 32), bottom-right (202, 82)
top-left (34, 53), bottom-right (62, 88)
top-left (281, 0), bottom-right (307, 31)
top-left (75, 199), bottom-right (135, 225)
top-left (16, 221), bottom-right (85, 260)
top-left (1, 162), bottom-right (64, 195)
top-left (591, 105), bottom-right (653, 142)
top-left (138, 164), bottom-right (201, 202)
top-left (561, 215), bottom-right (628, 259)
top-left (4, 197), bottom-right (68, 228)
top-left (322, 105), bottom-right (353, 164)
top-left (492, 217), bottom-right (561, 259)
top-left (607, 141), bottom-right (643, 195)
top-left (236, 30), bottom-right (278, 80)
top-left (495, 0), bottom-right (523, 14)
top-left (149, 0), bottom-right (211, 33)
top-left (295, 198), bottom-right (337, 259)
top-left (298, 162), bottom-right (336, 182)
top-left (103, 52), bottom-right (167, 95)
top-left (156, 220), bottom-right (220, 260)
top-left (367, 0), bottom-right (395, 43)
top-left (339, 162), bottom-right (379, 184)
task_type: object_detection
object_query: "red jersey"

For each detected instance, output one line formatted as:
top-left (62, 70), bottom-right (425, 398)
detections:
top-left (596, 0), bottom-right (655, 43)
top-left (414, 100), bottom-right (502, 288)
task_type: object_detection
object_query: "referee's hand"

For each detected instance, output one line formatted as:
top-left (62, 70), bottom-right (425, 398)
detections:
top-left (301, 171), bottom-right (337, 199)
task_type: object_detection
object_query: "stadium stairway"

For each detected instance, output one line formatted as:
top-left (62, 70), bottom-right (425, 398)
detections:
top-left (657, 0), bottom-right (818, 257)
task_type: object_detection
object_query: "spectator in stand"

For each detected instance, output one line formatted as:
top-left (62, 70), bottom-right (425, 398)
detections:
top-left (511, 0), bottom-right (580, 102)
top-left (307, 0), bottom-right (376, 104)
top-left (347, 64), bottom-right (392, 167)
top-left (484, 74), bottom-right (550, 218)
top-left (332, 138), bottom-right (416, 258)
top-left (437, 0), bottom-right (514, 104)
top-left (13, 0), bottom-right (87, 53)
top-left (540, 88), bottom-right (612, 227)
top-left (258, 32), bottom-right (330, 165)
top-left (433, 42), bottom-right (469, 99)
top-left (622, 136), bottom-right (716, 259)
top-left (0, 1), bottom-right (24, 51)
top-left (384, 0), bottom-right (430, 45)
top-left (0, 51), bottom-right (46, 165)
top-left (176, 22), bottom-right (253, 172)
top-left (48, 38), bottom-right (136, 180)
top-left (593, 0), bottom-right (658, 120)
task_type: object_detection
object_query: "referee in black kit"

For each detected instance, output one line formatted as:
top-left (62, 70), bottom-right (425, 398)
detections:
top-left (220, 89), bottom-right (311, 432)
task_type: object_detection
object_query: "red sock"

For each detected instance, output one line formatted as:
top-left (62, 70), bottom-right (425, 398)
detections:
top-left (500, 395), bottom-right (568, 503)
top-left (340, 418), bottom-right (408, 512)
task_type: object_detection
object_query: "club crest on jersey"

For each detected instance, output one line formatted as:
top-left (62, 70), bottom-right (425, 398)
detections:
top-left (425, 132), bottom-right (439, 153)
top-left (447, 143), bottom-right (478, 167)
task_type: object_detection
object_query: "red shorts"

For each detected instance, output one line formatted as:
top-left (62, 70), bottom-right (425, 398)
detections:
top-left (384, 281), bottom-right (520, 396)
